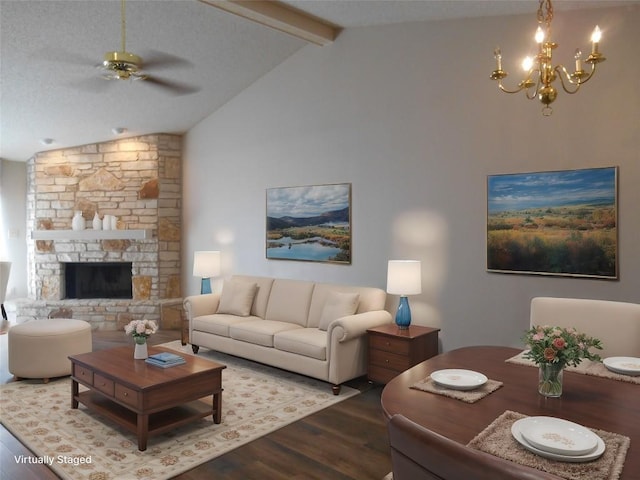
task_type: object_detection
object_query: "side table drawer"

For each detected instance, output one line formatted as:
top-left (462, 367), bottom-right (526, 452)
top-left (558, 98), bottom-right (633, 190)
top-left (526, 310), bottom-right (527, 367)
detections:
top-left (115, 384), bottom-right (138, 408)
top-left (93, 374), bottom-right (115, 397)
top-left (369, 348), bottom-right (411, 372)
top-left (73, 365), bottom-right (94, 386)
top-left (369, 334), bottom-right (410, 356)
top-left (368, 365), bottom-right (401, 384)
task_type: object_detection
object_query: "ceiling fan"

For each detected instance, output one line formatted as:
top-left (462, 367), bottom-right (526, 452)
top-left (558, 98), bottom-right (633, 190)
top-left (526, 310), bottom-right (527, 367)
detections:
top-left (95, 0), bottom-right (199, 95)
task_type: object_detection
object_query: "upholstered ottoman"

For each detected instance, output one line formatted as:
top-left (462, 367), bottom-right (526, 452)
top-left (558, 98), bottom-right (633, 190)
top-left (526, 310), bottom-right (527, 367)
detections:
top-left (8, 319), bottom-right (92, 382)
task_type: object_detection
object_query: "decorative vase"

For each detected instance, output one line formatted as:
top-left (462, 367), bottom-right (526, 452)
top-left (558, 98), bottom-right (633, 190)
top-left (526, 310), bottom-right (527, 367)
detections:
top-left (395, 296), bottom-right (412, 329)
top-left (110, 215), bottom-right (118, 230)
top-left (92, 212), bottom-right (102, 230)
top-left (72, 211), bottom-right (85, 231)
top-left (134, 337), bottom-right (148, 359)
top-left (538, 362), bottom-right (564, 397)
top-left (102, 215), bottom-right (111, 231)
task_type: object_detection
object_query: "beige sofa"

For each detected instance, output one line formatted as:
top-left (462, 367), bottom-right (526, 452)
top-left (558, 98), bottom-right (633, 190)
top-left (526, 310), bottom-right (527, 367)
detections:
top-left (184, 275), bottom-right (392, 393)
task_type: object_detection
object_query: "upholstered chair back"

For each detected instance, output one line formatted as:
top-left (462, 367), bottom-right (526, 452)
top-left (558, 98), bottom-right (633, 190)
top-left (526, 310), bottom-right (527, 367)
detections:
top-left (530, 297), bottom-right (640, 358)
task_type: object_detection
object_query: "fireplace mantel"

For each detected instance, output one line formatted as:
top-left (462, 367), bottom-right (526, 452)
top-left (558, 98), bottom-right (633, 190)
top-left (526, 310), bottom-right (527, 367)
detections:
top-left (31, 229), bottom-right (153, 241)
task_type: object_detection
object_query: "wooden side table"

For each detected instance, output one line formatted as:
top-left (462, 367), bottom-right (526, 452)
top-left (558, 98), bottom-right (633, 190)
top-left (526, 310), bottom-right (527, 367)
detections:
top-left (367, 324), bottom-right (439, 384)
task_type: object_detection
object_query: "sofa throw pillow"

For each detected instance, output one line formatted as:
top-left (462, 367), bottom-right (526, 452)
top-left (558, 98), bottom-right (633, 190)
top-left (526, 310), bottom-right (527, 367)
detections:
top-left (216, 280), bottom-right (258, 317)
top-left (318, 291), bottom-right (360, 331)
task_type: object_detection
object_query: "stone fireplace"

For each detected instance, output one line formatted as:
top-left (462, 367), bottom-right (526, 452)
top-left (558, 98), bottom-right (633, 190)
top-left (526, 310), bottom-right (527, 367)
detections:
top-left (18, 134), bottom-right (183, 330)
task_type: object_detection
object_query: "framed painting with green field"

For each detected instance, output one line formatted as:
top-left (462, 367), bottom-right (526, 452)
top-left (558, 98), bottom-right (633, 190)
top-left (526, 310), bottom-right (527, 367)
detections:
top-left (487, 167), bottom-right (618, 279)
top-left (266, 183), bottom-right (351, 263)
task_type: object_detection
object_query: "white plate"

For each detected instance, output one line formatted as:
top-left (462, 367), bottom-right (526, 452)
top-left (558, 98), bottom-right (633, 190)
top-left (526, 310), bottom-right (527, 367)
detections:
top-left (518, 417), bottom-right (598, 456)
top-left (511, 418), bottom-right (605, 463)
top-left (603, 357), bottom-right (640, 376)
top-left (429, 369), bottom-right (488, 390)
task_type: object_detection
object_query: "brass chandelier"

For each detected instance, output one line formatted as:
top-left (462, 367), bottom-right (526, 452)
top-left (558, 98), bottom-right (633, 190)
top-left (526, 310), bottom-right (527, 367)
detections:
top-left (490, 0), bottom-right (605, 116)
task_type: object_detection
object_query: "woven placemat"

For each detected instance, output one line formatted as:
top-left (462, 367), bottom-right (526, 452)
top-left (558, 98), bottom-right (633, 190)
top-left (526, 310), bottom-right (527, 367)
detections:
top-left (468, 410), bottom-right (631, 480)
top-left (506, 351), bottom-right (640, 385)
top-left (410, 377), bottom-right (503, 403)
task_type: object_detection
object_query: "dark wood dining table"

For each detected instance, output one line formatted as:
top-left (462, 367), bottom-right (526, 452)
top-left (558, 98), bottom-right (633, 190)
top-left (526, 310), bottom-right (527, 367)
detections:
top-left (381, 346), bottom-right (639, 480)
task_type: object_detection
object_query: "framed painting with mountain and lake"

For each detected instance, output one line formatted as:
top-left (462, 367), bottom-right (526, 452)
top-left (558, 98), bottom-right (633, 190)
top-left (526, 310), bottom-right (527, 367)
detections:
top-left (266, 183), bottom-right (351, 263)
top-left (487, 167), bottom-right (617, 279)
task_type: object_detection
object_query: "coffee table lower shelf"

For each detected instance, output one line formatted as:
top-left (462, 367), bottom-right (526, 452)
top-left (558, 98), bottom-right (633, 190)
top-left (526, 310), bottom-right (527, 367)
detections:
top-left (76, 390), bottom-right (214, 448)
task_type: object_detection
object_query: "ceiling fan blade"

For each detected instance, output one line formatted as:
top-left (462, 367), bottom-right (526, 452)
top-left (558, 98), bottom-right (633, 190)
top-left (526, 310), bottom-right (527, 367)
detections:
top-left (142, 75), bottom-right (200, 96)
top-left (33, 47), bottom-right (98, 68)
top-left (140, 50), bottom-right (194, 70)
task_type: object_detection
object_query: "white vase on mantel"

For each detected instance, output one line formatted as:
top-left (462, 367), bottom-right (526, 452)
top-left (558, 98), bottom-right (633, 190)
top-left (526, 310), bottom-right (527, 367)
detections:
top-left (71, 211), bottom-right (85, 231)
top-left (103, 215), bottom-right (111, 230)
top-left (92, 213), bottom-right (102, 230)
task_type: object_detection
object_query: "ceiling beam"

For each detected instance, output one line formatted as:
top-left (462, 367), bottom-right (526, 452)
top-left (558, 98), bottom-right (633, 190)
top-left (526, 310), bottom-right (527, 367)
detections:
top-left (199, 0), bottom-right (340, 46)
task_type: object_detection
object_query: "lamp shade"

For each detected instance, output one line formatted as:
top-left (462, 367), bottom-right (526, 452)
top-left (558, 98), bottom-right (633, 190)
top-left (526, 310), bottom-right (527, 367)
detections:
top-left (193, 251), bottom-right (221, 278)
top-left (386, 260), bottom-right (421, 296)
top-left (0, 262), bottom-right (11, 304)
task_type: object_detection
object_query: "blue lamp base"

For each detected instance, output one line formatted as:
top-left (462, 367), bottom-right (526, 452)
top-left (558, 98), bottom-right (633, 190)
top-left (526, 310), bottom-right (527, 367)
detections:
top-left (200, 277), bottom-right (212, 294)
top-left (395, 296), bottom-right (412, 329)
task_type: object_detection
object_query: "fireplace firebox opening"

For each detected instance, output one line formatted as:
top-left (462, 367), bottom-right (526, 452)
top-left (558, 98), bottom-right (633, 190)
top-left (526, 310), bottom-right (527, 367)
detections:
top-left (64, 262), bottom-right (133, 299)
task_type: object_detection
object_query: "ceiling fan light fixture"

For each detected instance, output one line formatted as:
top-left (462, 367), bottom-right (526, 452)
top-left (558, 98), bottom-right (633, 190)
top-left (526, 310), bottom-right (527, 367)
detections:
top-left (40, 138), bottom-right (54, 146)
top-left (101, 51), bottom-right (145, 80)
top-left (103, 50), bottom-right (142, 66)
top-left (112, 127), bottom-right (127, 136)
top-left (89, 0), bottom-right (196, 94)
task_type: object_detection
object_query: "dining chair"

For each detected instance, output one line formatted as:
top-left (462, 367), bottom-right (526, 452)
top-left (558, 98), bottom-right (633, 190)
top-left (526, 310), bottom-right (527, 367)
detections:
top-left (388, 414), bottom-right (563, 480)
top-left (530, 297), bottom-right (640, 358)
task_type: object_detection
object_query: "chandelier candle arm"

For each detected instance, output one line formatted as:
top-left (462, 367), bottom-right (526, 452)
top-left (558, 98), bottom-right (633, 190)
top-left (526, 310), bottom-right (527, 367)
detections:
top-left (489, 0), bottom-right (605, 115)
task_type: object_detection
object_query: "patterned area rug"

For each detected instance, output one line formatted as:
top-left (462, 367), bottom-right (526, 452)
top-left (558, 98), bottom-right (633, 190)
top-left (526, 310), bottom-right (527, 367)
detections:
top-left (0, 341), bottom-right (359, 480)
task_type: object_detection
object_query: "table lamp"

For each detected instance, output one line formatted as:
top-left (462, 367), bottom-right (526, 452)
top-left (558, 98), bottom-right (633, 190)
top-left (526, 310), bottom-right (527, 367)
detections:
top-left (0, 262), bottom-right (11, 334)
top-left (386, 260), bottom-right (421, 329)
top-left (193, 251), bottom-right (220, 294)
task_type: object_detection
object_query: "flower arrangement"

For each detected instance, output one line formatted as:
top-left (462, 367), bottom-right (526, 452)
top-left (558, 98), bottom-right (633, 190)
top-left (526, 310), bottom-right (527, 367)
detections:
top-left (522, 325), bottom-right (603, 368)
top-left (124, 319), bottom-right (158, 344)
top-left (523, 325), bottom-right (602, 397)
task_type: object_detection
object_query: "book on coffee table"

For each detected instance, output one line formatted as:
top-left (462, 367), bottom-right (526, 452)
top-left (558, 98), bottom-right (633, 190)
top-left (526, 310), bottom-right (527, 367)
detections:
top-left (145, 352), bottom-right (186, 368)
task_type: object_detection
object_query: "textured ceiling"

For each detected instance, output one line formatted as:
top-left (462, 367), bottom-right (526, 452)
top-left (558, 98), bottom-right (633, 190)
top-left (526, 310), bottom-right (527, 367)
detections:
top-left (1, 0), bottom-right (635, 162)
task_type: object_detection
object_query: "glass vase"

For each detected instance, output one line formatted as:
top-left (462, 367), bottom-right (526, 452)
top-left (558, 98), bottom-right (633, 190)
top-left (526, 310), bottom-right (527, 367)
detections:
top-left (538, 362), bottom-right (564, 397)
top-left (134, 336), bottom-right (148, 359)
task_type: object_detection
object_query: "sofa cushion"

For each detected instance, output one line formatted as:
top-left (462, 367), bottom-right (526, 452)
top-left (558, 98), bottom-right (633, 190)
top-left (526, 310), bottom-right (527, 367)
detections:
top-left (307, 282), bottom-right (387, 328)
top-left (217, 279), bottom-right (258, 316)
top-left (232, 275), bottom-right (274, 318)
top-left (230, 320), bottom-right (303, 347)
top-left (318, 291), bottom-right (360, 331)
top-left (274, 329), bottom-right (327, 361)
top-left (265, 279), bottom-right (315, 327)
top-left (193, 314), bottom-right (259, 337)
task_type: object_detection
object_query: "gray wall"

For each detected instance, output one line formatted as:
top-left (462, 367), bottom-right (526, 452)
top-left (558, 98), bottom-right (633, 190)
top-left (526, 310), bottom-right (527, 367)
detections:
top-left (0, 159), bottom-right (28, 299)
top-left (182, 6), bottom-right (640, 351)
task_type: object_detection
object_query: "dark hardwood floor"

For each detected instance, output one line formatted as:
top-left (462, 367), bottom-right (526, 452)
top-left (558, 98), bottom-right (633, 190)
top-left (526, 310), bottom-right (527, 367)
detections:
top-left (0, 328), bottom-right (392, 479)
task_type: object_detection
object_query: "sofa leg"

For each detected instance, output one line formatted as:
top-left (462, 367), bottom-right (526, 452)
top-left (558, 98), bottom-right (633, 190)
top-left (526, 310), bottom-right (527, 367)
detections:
top-left (191, 345), bottom-right (200, 354)
top-left (332, 385), bottom-right (341, 395)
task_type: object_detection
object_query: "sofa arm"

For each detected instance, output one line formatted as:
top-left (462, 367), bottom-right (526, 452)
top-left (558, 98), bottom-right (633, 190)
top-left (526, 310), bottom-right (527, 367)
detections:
top-left (183, 293), bottom-right (221, 320)
top-left (328, 310), bottom-right (393, 343)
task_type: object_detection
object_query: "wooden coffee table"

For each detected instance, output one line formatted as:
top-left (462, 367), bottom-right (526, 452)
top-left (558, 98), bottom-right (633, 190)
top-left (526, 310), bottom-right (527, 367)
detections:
top-left (69, 345), bottom-right (225, 451)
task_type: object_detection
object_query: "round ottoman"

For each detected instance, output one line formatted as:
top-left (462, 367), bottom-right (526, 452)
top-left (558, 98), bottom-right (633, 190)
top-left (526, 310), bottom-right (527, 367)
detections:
top-left (8, 319), bottom-right (92, 382)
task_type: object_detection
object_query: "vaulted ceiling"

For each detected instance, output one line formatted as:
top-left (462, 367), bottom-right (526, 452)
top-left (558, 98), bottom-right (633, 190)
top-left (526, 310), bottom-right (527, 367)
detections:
top-left (1, 0), bottom-right (633, 162)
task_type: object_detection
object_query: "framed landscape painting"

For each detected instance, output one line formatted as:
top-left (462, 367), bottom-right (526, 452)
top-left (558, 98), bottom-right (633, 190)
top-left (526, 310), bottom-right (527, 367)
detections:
top-left (266, 183), bottom-right (351, 263)
top-left (487, 167), bottom-right (618, 279)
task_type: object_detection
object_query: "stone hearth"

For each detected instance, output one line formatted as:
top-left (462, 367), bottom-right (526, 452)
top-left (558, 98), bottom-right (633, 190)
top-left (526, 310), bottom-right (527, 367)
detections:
top-left (19, 134), bottom-right (183, 330)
